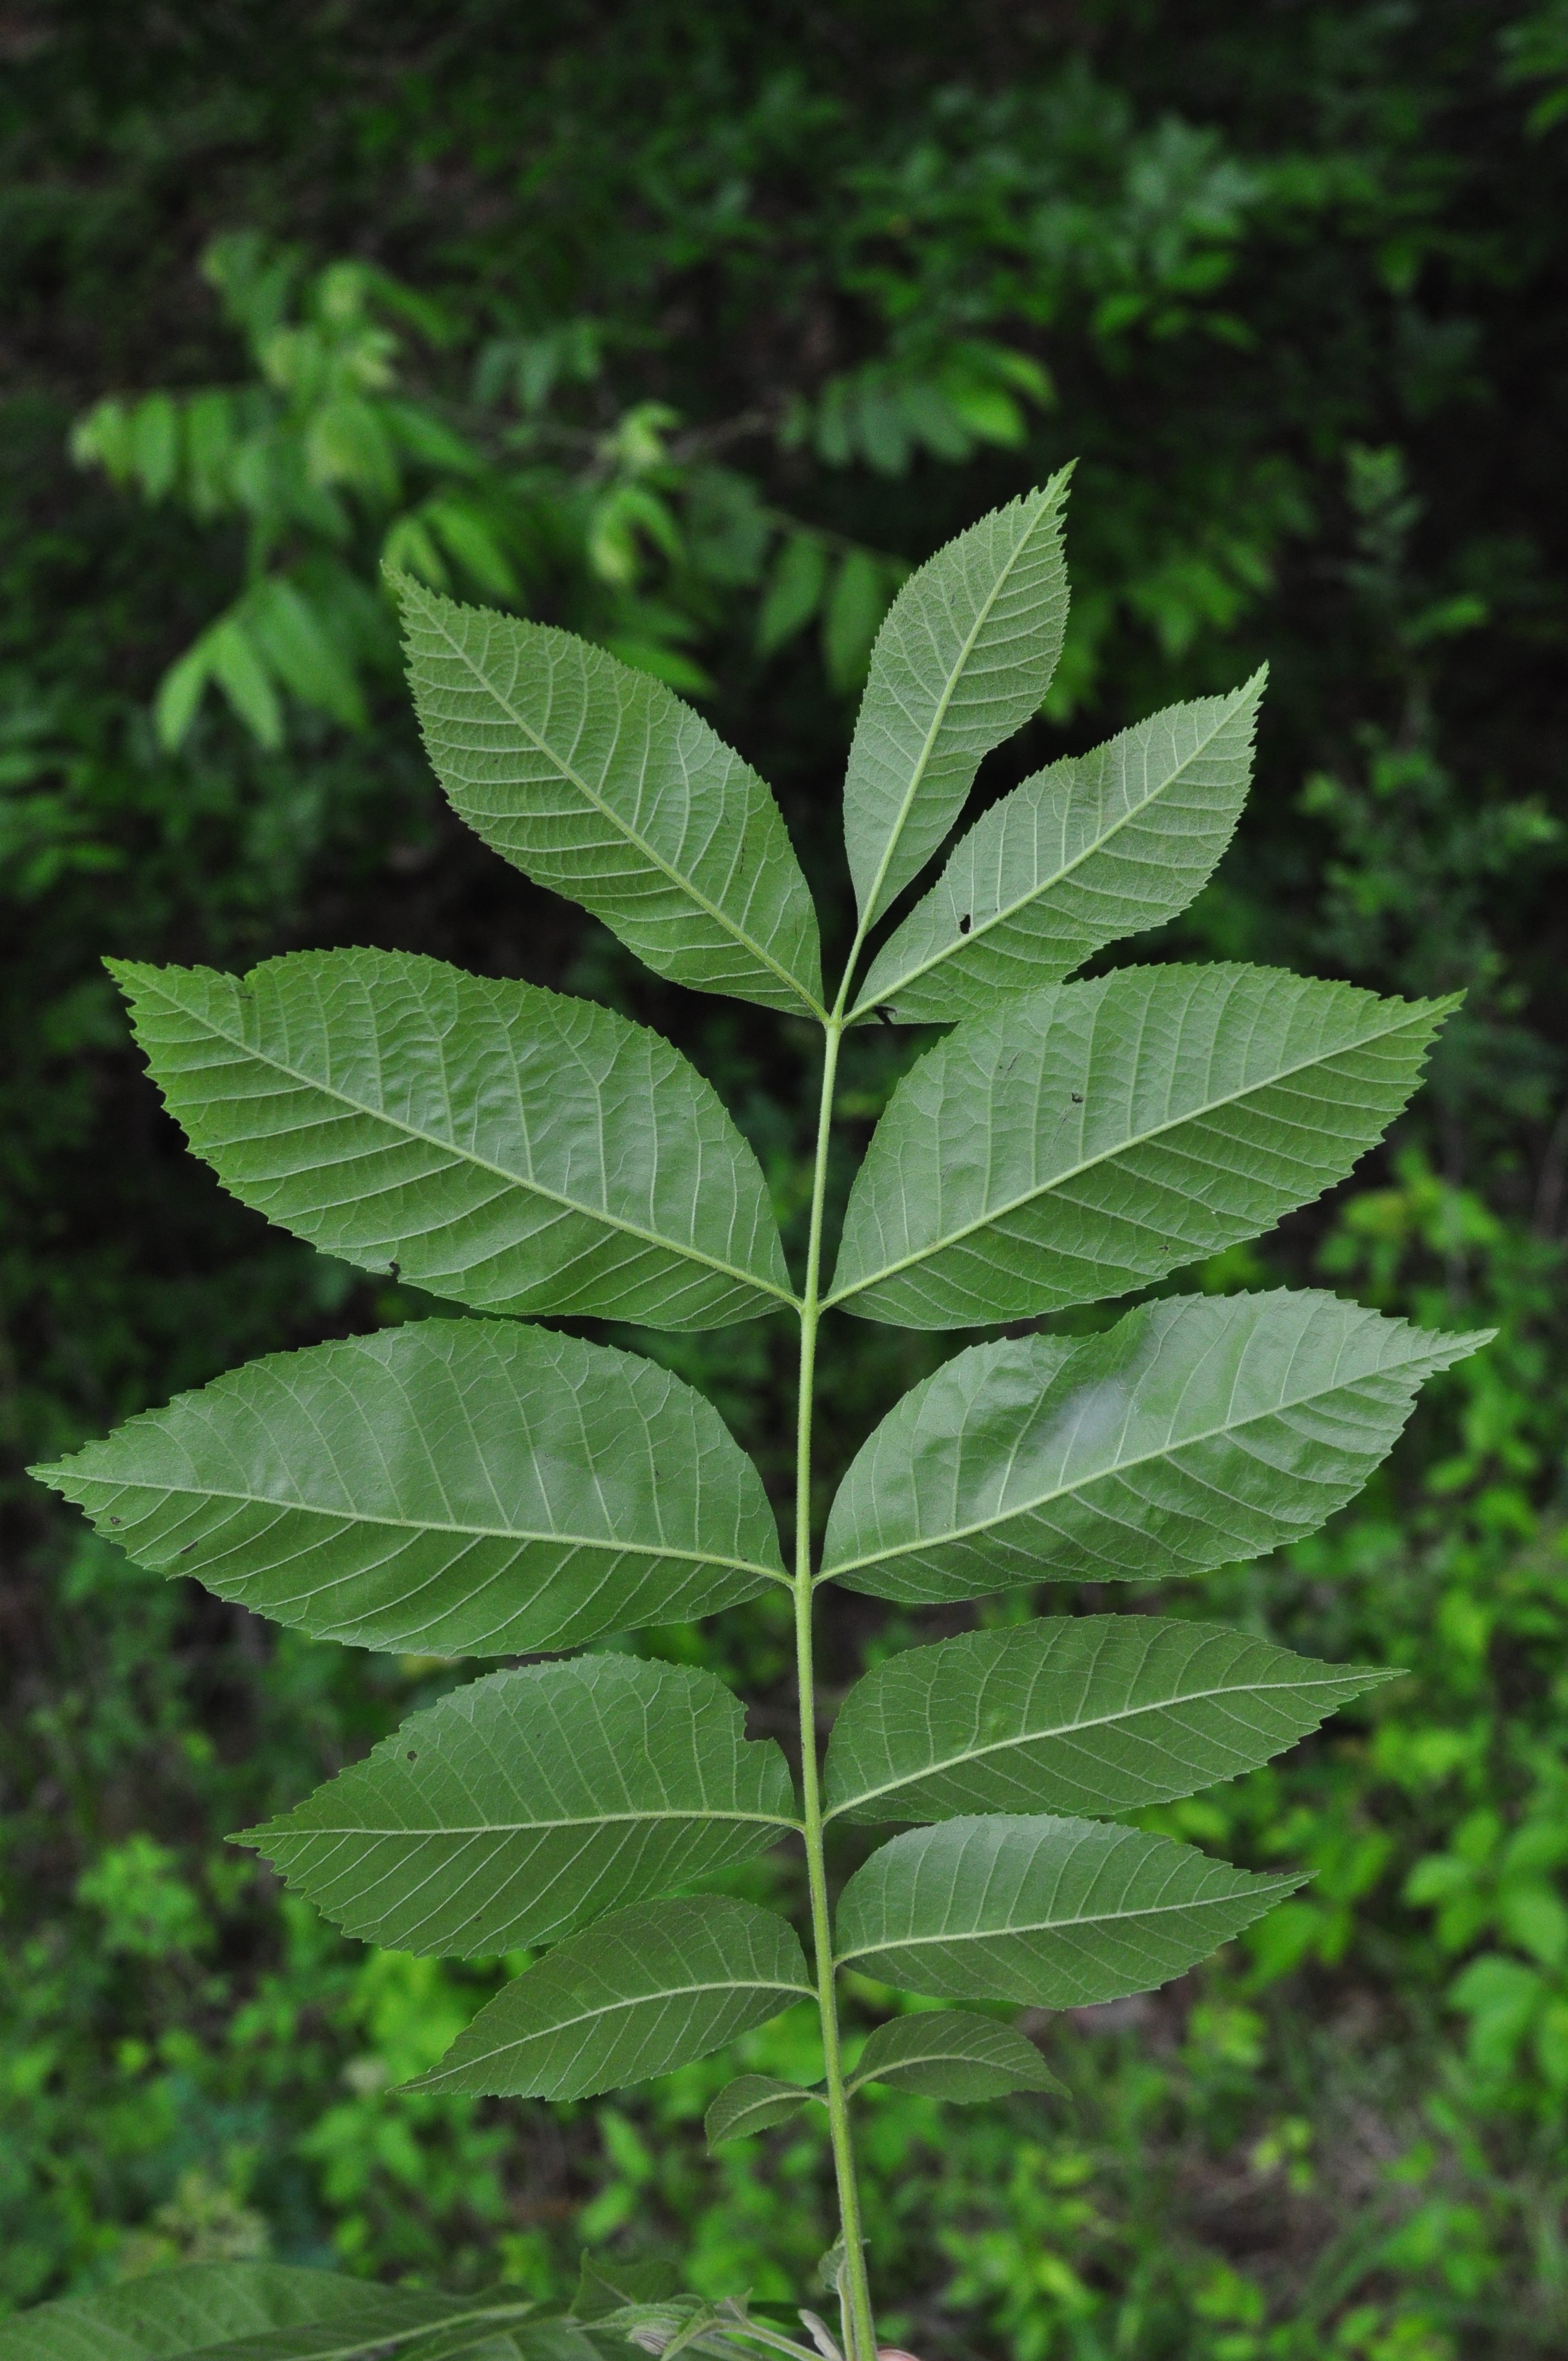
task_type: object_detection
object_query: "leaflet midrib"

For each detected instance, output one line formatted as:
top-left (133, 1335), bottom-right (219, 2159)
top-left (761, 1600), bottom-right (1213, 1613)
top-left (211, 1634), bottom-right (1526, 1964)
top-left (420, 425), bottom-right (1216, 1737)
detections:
top-left (826, 998), bottom-right (1427, 1308)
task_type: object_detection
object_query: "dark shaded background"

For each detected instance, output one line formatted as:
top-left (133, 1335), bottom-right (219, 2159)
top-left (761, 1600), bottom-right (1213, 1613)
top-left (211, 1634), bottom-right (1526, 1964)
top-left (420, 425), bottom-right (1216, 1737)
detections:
top-left (2, 6), bottom-right (1567, 2353)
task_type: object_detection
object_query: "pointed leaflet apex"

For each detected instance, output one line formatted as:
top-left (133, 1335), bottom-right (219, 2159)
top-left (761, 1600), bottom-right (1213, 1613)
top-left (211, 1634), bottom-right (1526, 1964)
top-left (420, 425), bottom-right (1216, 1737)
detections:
top-left (394, 572), bottom-right (825, 1019)
top-left (836, 1815), bottom-right (1302, 2005)
top-left (842, 475), bottom-right (1071, 929)
top-left (238, 1655), bottom-right (797, 1955)
top-left (820, 1290), bottom-right (1484, 1603)
top-left (829, 966), bottom-right (1458, 1327)
top-left (825, 1615), bottom-right (1403, 1824)
top-left (852, 671), bottom-right (1266, 1024)
top-left (105, 950), bottom-right (794, 1329)
top-left (32, 1320), bottom-right (786, 1657)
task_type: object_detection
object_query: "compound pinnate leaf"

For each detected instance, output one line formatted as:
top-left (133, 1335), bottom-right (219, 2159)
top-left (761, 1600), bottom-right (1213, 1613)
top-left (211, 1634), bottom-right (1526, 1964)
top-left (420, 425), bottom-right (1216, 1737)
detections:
top-left (413, 1896), bottom-right (811, 2098)
top-left (0, 2265), bottom-right (530, 2361)
top-left (705, 2072), bottom-right (819, 2145)
top-left (111, 950), bottom-right (793, 1331)
top-left (398, 577), bottom-right (824, 1019)
top-left (842, 477), bottom-right (1070, 928)
top-left (847, 2011), bottom-right (1064, 2102)
top-left (835, 1816), bottom-right (1300, 2006)
top-left (829, 965), bottom-right (1453, 1328)
top-left (825, 1615), bottom-right (1401, 1825)
top-left (33, 1321), bottom-right (786, 1656)
top-left (820, 1290), bottom-right (1480, 1603)
top-left (852, 674), bottom-right (1264, 1024)
top-left (239, 1655), bottom-right (797, 1954)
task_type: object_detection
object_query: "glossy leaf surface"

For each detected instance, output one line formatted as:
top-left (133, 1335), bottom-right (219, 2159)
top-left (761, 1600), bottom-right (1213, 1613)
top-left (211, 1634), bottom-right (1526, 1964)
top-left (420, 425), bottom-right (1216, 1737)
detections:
top-left (825, 1615), bottom-right (1401, 1823)
top-left (705, 2073), bottom-right (819, 2145)
top-left (842, 478), bottom-right (1070, 928)
top-left (35, 1321), bottom-right (786, 1656)
top-left (242, 1655), bottom-right (797, 1954)
top-left (847, 2010), bottom-right (1064, 2101)
top-left (852, 675), bottom-right (1263, 1023)
top-left (830, 966), bottom-right (1451, 1328)
top-left (821, 1290), bottom-right (1479, 1602)
top-left (836, 1815), bottom-right (1300, 2004)
top-left (111, 950), bottom-right (793, 1330)
top-left (413, 1896), bottom-right (812, 2098)
top-left (399, 578), bottom-right (824, 1019)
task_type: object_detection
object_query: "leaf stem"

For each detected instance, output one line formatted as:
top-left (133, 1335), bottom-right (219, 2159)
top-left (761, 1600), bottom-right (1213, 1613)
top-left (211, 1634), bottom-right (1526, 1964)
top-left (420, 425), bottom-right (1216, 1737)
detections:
top-left (793, 1008), bottom-right (878, 2361)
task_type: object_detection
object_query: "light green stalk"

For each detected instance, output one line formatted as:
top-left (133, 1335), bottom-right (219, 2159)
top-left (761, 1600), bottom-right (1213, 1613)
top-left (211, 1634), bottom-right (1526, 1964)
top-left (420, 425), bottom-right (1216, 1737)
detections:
top-left (792, 923), bottom-right (881, 2361)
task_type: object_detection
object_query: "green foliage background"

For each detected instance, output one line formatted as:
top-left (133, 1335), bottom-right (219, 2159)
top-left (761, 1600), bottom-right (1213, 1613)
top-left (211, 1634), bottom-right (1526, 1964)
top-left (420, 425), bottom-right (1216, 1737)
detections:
top-left (3, 4), bottom-right (1567, 2354)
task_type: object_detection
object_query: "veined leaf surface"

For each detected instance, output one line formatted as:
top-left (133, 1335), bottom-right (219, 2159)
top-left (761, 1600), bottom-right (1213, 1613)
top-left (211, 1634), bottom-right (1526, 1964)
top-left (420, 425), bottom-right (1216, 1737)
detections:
top-left (33, 1321), bottom-right (786, 1656)
top-left (835, 1816), bottom-right (1299, 2005)
top-left (829, 965), bottom-right (1452, 1328)
top-left (0, 2265), bottom-right (531, 2361)
top-left (111, 950), bottom-right (793, 1330)
top-left (846, 2010), bottom-right (1064, 2101)
top-left (842, 478), bottom-right (1070, 928)
top-left (852, 676), bottom-right (1263, 1024)
top-left (820, 1291), bottom-right (1479, 1602)
top-left (825, 1615), bottom-right (1401, 1824)
top-left (414, 1896), bottom-right (811, 2098)
top-left (705, 2073), bottom-right (819, 2144)
top-left (398, 579), bottom-right (824, 1018)
top-left (241, 1655), bottom-right (797, 1954)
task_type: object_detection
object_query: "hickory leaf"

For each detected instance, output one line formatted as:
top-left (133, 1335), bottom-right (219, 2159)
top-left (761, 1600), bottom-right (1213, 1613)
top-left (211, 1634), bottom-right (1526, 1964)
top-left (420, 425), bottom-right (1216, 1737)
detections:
top-left (398, 578), bottom-right (825, 1019)
top-left (820, 1291), bottom-right (1483, 1603)
top-left (846, 2011), bottom-right (1064, 2102)
top-left (29, 475), bottom-right (1482, 2361)
top-left (825, 1617), bottom-right (1401, 1824)
top-left (111, 950), bottom-right (794, 1330)
top-left (835, 1816), bottom-right (1301, 2005)
top-left (412, 1896), bottom-right (812, 2098)
top-left (842, 477), bottom-right (1070, 928)
top-left (829, 965), bottom-right (1452, 1328)
top-left (851, 673), bottom-right (1264, 1024)
top-left (35, 1321), bottom-right (786, 1656)
top-left (240, 1656), bottom-right (797, 1954)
